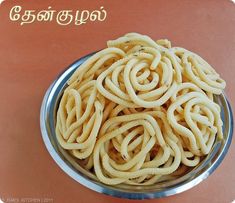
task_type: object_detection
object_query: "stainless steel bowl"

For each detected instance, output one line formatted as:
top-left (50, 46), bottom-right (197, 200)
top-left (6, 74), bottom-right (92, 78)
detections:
top-left (40, 53), bottom-right (234, 199)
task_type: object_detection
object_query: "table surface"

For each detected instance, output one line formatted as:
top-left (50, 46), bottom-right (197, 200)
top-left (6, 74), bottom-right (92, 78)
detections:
top-left (0, 1), bottom-right (235, 203)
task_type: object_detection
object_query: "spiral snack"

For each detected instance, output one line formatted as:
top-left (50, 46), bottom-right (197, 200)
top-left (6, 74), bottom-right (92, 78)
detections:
top-left (55, 33), bottom-right (226, 185)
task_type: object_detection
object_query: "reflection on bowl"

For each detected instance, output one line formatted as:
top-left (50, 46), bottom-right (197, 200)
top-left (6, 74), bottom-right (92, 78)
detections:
top-left (40, 53), bottom-right (233, 199)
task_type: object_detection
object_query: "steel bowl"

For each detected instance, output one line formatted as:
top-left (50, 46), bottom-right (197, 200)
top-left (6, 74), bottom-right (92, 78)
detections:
top-left (40, 53), bottom-right (234, 199)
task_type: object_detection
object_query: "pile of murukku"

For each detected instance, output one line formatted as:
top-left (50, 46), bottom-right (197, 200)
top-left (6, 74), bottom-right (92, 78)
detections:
top-left (55, 33), bottom-right (226, 185)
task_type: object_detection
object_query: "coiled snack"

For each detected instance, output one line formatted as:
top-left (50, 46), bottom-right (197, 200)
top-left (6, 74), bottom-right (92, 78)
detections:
top-left (55, 33), bottom-right (226, 185)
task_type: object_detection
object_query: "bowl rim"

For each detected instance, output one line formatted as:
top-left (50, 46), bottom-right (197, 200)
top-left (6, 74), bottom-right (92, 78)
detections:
top-left (40, 53), bottom-right (234, 199)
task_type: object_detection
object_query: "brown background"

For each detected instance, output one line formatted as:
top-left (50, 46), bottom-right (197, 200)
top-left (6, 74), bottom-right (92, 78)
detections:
top-left (0, 0), bottom-right (234, 203)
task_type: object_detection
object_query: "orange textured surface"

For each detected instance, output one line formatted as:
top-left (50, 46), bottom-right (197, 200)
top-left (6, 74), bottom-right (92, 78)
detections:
top-left (0, 1), bottom-right (235, 203)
